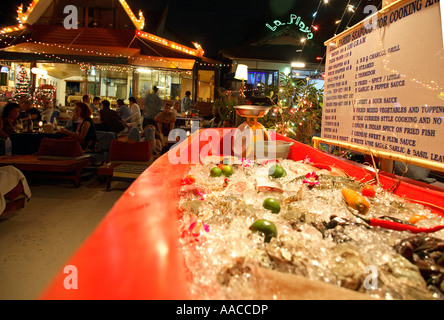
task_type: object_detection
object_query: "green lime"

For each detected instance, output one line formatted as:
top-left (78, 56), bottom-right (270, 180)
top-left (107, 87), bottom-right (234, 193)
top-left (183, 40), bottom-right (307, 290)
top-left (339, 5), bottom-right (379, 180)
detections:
top-left (249, 219), bottom-right (277, 243)
top-left (269, 164), bottom-right (286, 178)
top-left (222, 164), bottom-right (234, 177)
top-left (210, 166), bottom-right (222, 177)
top-left (263, 198), bottom-right (281, 214)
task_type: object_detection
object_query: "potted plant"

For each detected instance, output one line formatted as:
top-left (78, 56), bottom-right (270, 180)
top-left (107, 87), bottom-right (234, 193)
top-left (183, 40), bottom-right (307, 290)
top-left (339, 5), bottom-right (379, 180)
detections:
top-left (259, 72), bottom-right (324, 146)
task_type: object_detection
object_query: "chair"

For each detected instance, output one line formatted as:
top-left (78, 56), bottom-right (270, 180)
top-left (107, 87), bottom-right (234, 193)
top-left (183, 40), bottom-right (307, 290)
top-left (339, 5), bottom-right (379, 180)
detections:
top-left (98, 139), bottom-right (153, 191)
top-left (50, 110), bottom-right (60, 124)
top-left (85, 131), bottom-right (117, 165)
top-left (56, 110), bottom-right (72, 127)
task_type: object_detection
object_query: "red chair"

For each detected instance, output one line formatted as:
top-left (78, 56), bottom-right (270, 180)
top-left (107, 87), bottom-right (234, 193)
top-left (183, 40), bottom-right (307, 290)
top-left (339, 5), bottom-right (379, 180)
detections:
top-left (98, 140), bottom-right (153, 191)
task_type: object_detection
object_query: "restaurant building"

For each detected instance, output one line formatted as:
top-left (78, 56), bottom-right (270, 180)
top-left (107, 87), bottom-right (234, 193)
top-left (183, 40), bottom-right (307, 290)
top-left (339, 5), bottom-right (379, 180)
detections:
top-left (0, 0), bottom-right (222, 109)
top-left (219, 18), bottom-right (326, 96)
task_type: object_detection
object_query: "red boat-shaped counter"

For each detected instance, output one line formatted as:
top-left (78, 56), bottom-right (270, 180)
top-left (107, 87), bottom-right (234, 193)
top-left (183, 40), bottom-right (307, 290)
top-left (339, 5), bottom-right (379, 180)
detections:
top-left (40, 128), bottom-right (444, 299)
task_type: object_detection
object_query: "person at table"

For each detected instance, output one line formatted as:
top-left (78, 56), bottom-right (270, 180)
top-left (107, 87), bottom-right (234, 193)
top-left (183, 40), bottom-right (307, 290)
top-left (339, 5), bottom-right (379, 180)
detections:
top-left (0, 103), bottom-right (20, 137)
top-left (143, 86), bottom-right (162, 128)
top-left (172, 100), bottom-right (180, 114)
top-left (211, 105), bottom-right (221, 127)
top-left (19, 100), bottom-right (41, 125)
top-left (99, 99), bottom-right (129, 134)
top-left (60, 102), bottom-right (97, 151)
top-left (181, 91), bottom-right (193, 113)
top-left (116, 99), bottom-right (132, 123)
top-left (90, 97), bottom-right (101, 116)
top-left (82, 94), bottom-right (97, 115)
top-left (126, 96), bottom-right (142, 129)
top-left (41, 101), bottom-right (55, 124)
top-left (154, 102), bottom-right (176, 141)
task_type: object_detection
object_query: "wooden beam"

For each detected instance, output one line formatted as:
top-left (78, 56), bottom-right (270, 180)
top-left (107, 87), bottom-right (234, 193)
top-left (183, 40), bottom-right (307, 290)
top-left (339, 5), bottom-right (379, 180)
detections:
top-left (312, 136), bottom-right (444, 173)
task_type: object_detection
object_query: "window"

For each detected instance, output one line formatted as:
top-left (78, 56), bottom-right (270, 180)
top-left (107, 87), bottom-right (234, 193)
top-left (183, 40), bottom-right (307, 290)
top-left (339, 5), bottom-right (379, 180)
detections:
top-left (247, 70), bottom-right (278, 87)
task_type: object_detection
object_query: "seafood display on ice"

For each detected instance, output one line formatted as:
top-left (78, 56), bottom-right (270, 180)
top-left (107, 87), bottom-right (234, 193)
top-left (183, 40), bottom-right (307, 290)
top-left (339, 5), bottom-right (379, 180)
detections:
top-left (178, 158), bottom-right (444, 300)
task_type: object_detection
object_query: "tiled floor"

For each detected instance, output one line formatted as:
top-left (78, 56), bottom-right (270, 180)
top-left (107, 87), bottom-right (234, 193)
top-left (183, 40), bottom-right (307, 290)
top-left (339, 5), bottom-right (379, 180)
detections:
top-left (0, 174), bottom-right (127, 300)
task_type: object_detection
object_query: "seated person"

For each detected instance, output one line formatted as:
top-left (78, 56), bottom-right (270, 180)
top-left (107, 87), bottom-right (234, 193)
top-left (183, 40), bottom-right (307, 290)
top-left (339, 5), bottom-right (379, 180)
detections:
top-left (19, 100), bottom-right (41, 126)
top-left (82, 94), bottom-right (98, 115)
top-left (212, 106), bottom-right (221, 127)
top-left (90, 96), bottom-right (101, 115)
top-left (50, 108), bottom-right (60, 124)
top-left (181, 91), bottom-right (193, 113)
top-left (126, 96), bottom-right (142, 129)
top-left (99, 99), bottom-right (129, 134)
top-left (60, 102), bottom-right (97, 151)
top-left (64, 108), bottom-right (81, 131)
top-left (127, 127), bottom-right (140, 142)
top-left (172, 101), bottom-right (181, 114)
top-left (142, 124), bottom-right (161, 155)
top-left (0, 103), bottom-right (21, 137)
top-left (40, 102), bottom-right (54, 123)
top-left (154, 102), bottom-right (176, 141)
top-left (117, 99), bottom-right (132, 122)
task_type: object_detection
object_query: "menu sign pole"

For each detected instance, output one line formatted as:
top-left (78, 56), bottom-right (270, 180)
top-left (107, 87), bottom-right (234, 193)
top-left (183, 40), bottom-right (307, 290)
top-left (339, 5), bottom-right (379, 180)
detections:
top-left (314, 0), bottom-right (444, 173)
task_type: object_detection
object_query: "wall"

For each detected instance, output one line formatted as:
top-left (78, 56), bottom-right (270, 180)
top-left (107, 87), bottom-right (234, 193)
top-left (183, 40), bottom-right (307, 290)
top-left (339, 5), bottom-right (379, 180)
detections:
top-left (232, 59), bottom-right (324, 90)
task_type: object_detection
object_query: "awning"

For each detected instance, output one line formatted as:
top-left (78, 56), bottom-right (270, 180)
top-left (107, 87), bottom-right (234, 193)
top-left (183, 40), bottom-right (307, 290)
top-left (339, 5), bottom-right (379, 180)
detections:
top-left (2, 42), bottom-right (140, 59)
top-left (128, 55), bottom-right (195, 70)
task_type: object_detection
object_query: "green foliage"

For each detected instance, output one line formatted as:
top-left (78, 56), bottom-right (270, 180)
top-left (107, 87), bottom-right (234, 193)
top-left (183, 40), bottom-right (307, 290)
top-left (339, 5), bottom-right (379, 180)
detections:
top-left (212, 97), bottom-right (237, 126)
top-left (259, 72), bottom-right (324, 145)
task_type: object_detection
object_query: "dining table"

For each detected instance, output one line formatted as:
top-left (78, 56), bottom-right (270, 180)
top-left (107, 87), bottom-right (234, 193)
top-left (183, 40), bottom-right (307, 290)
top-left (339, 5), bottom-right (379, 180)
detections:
top-left (10, 131), bottom-right (67, 155)
top-left (175, 117), bottom-right (203, 128)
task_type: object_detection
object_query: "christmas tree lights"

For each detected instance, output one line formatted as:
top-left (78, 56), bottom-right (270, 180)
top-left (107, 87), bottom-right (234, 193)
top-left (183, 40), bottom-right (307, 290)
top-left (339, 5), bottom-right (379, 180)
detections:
top-left (13, 65), bottom-right (31, 102)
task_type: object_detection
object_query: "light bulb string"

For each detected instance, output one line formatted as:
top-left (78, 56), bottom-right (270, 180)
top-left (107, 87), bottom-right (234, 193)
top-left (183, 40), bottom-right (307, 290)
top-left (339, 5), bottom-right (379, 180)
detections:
top-left (314, 1), bottom-right (382, 75)
top-left (296, 0), bottom-right (324, 62)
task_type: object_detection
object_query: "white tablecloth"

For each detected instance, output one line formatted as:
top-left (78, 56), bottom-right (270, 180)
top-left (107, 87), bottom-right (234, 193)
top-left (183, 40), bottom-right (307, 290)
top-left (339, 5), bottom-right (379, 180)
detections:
top-left (0, 165), bottom-right (32, 214)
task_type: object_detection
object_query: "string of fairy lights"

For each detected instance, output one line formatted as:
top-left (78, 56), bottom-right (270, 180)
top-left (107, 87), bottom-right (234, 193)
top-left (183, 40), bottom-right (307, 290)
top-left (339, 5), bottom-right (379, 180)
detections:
top-left (313, 0), bottom-right (383, 75)
top-left (0, 32), bottom-right (231, 76)
top-left (0, 0), bottom-right (381, 77)
top-left (8, 0), bottom-right (435, 101)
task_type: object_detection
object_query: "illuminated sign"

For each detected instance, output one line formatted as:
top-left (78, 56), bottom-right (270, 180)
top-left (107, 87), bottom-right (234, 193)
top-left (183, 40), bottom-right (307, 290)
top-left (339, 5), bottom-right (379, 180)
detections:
top-left (265, 14), bottom-right (314, 39)
top-left (0, 66), bottom-right (9, 73)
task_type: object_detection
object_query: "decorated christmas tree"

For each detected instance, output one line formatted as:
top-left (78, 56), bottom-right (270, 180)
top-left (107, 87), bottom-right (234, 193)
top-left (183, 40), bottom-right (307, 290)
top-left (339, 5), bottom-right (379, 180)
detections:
top-left (13, 65), bottom-right (31, 102)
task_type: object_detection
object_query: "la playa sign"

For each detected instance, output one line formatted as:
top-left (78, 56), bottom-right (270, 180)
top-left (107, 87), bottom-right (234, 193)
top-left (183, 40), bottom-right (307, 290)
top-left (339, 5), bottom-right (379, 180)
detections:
top-left (265, 14), bottom-right (314, 39)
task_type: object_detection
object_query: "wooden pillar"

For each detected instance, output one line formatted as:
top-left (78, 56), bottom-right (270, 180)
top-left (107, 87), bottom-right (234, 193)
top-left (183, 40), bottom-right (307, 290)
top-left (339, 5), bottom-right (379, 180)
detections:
top-left (52, 0), bottom-right (57, 25)
top-left (132, 70), bottom-right (139, 98)
top-left (213, 68), bottom-right (220, 100)
top-left (192, 63), bottom-right (198, 103)
top-left (117, 3), bottom-right (121, 29)
top-left (84, 69), bottom-right (88, 95)
top-left (29, 62), bottom-right (37, 98)
top-left (379, 159), bottom-right (394, 174)
top-left (98, 68), bottom-right (101, 96)
top-left (85, 0), bottom-right (89, 28)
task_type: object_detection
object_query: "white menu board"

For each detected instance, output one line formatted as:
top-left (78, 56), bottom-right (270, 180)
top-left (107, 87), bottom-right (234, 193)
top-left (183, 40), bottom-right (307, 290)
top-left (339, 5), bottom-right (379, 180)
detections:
top-left (321, 0), bottom-right (444, 167)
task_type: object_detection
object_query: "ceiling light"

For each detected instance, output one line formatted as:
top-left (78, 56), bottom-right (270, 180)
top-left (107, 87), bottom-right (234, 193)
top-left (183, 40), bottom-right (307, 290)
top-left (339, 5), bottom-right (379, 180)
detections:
top-left (291, 62), bottom-right (305, 68)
